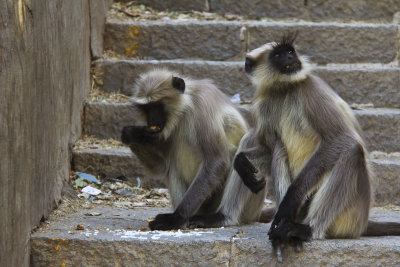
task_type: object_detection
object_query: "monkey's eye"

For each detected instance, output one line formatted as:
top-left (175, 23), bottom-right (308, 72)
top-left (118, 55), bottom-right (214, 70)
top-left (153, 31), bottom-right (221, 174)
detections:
top-left (288, 50), bottom-right (294, 54)
top-left (274, 53), bottom-right (280, 57)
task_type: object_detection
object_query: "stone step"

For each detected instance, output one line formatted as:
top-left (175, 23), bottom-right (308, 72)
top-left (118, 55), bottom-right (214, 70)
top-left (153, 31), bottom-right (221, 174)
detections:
top-left (93, 59), bottom-right (400, 108)
top-left (83, 102), bottom-right (400, 152)
top-left (72, 141), bottom-right (400, 206)
top-left (104, 21), bottom-right (399, 64)
top-left (117, 0), bottom-right (400, 23)
top-left (30, 204), bottom-right (400, 266)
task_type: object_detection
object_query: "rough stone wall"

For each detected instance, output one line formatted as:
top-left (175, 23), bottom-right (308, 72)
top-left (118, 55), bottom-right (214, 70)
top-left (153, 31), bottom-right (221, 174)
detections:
top-left (0, 1), bottom-right (90, 266)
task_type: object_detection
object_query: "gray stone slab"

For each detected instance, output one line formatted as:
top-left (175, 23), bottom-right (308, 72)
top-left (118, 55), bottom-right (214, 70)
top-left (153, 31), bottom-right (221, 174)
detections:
top-left (83, 102), bottom-right (400, 152)
top-left (231, 235), bottom-right (400, 267)
top-left (354, 108), bottom-right (400, 152)
top-left (94, 59), bottom-right (400, 108)
top-left (104, 21), bottom-right (242, 60)
top-left (30, 205), bottom-right (400, 267)
top-left (72, 146), bottom-right (400, 205)
top-left (72, 148), bottom-right (166, 187)
top-left (307, 0), bottom-right (400, 22)
top-left (119, 0), bottom-right (400, 22)
top-left (372, 154), bottom-right (400, 206)
top-left (210, 0), bottom-right (307, 19)
top-left (119, 0), bottom-right (205, 11)
top-left (104, 21), bottom-right (399, 64)
top-left (246, 22), bottom-right (399, 64)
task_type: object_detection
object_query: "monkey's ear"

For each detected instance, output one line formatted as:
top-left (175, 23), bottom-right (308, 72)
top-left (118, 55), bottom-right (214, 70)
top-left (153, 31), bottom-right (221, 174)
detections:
top-left (172, 76), bottom-right (185, 93)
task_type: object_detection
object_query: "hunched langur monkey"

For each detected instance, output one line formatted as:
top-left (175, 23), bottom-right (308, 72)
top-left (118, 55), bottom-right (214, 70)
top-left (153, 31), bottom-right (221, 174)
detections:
top-left (190, 34), bottom-right (400, 258)
top-left (121, 69), bottom-right (248, 230)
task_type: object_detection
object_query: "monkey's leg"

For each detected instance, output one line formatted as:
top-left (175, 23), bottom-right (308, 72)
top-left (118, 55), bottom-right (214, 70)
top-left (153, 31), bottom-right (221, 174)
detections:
top-left (189, 131), bottom-right (271, 228)
top-left (270, 138), bottom-right (292, 204)
top-left (149, 157), bottom-right (228, 230)
top-left (304, 143), bottom-right (370, 239)
top-left (270, 141), bottom-right (367, 249)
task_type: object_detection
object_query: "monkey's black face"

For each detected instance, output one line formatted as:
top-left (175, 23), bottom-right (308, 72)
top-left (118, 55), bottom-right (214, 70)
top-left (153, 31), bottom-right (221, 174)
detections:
top-left (138, 101), bottom-right (167, 133)
top-left (120, 101), bottom-right (167, 145)
top-left (269, 43), bottom-right (302, 75)
top-left (245, 57), bottom-right (256, 74)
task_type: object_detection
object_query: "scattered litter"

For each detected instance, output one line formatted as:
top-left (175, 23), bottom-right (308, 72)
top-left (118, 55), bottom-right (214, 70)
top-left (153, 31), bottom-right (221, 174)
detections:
top-left (76, 225), bottom-right (85, 230)
top-left (81, 186), bottom-right (102, 196)
top-left (97, 192), bottom-right (114, 200)
top-left (77, 193), bottom-right (90, 199)
top-left (88, 196), bottom-right (96, 202)
top-left (85, 212), bottom-right (102, 216)
top-left (132, 202), bottom-right (146, 207)
top-left (116, 189), bottom-right (134, 196)
top-left (350, 103), bottom-right (374, 110)
top-left (233, 230), bottom-right (248, 239)
top-left (154, 188), bottom-right (169, 194)
top-left (134, 177), bottom-right (141, 189)
top-left (231, 93), bottom-right (241, 104)
top-left (76, 172), bottom-right (101, 185)
top-left (103, 229), bottom-right (216, 240)
top-left (114, 201), bottom-right (133, 208)
top-left (74, 178), bottom-right (88, 189)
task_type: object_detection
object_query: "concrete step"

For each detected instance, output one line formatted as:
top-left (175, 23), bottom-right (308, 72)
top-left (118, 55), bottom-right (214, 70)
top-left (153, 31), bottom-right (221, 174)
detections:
top-left (72, 140), bottom-right (400, 206)
top-left (83, 102), bottom-right (400, 152)
top-left (117, 0), bottom-right (400, 23)
top-left (30, 203), bottom-right (400, 266)
top-left (104, 21), bottom-right (399, 64)
top-left (93, 59), bottom-right (400, 108)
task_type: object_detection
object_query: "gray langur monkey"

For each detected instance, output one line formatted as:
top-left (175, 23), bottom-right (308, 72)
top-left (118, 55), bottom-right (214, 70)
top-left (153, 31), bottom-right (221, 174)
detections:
top-left (190, 34), bottom-right (400, 257)
top-left (121, 69), bottom-right (248, 230)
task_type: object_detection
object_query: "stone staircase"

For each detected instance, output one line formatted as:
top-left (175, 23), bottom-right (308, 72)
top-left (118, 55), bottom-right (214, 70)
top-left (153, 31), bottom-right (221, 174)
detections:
top-left (31, 1), bottom-right (400, 266)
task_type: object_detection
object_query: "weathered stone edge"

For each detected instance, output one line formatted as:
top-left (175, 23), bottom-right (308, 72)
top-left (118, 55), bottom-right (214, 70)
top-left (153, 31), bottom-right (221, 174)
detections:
top-left (30, 205), bottom-right (400, 267)
top-left (118, 0), bottom-right (400, 23)
top-left (72, 146), bottom-right (400, 206)
top-left (83, 102), bottom-right (400, 152)
top-left (104, 21), bottom-right (399, 63)
top-left (93, 59), bottom-right (400, 109)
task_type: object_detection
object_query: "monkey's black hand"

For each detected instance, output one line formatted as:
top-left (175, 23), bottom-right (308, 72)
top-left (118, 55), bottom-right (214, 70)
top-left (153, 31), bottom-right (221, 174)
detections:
top-left (121, 126), bottom-right (159, 145)
top-left (188, 212), bottom-right (225, 229)
top-left (268, 215), bottom-right (312, 255)
top-left (148, 212), bottom-right (187, 231)
top-left (234, 152), bottom-right (265, 193)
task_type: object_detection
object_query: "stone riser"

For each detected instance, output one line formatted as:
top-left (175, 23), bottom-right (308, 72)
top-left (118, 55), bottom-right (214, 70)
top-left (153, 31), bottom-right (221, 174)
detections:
top-left (72, 147), bottom-right (400, 206)
top-left (117, 0), bottom-right (400, 23)
top-left (94, 59), bottom-right (400, 108)
top-left (104, 21), bottom-right (400, 64)
top-left (83, 102), bottom-right (400, 152)
top-left (30, 205), bottom-right (400, 266)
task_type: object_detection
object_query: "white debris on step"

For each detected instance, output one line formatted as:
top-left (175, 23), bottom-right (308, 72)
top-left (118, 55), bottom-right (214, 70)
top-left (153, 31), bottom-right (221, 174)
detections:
top-left (231, 93), bottom-right (241, 104)
top-left (81, 186), bottom-right (102, 196)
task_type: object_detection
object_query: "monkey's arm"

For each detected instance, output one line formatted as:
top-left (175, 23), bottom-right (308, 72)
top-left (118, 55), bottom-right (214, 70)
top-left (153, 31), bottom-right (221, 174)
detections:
top-left (234, 145), bottom-right (269, 193)
top-left (236, 134), bottom-right (277, 193)
top-left (148, 157), bottom-right (228, 230)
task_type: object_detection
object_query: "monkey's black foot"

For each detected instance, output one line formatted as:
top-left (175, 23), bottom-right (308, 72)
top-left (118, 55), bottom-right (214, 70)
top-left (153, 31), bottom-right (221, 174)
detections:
top-left (268, 218), bottom-right (312, 253)
top-left (234, 152), bottom-right (265, 193)
top-left (188, 212), bottom-right (226, 229)
top-left (148, 212), bottom-right (187, 231)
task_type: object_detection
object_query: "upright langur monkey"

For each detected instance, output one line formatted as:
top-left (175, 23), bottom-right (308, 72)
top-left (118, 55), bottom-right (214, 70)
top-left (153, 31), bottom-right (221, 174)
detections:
top-left (190, 34), bottom-right (400, 259)
top-left (121, 69), bottom-right (248, 230)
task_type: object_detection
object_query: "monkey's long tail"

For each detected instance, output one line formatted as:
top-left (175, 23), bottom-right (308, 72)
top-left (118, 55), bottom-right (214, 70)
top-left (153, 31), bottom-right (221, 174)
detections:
top-left (363, 221), bottom-right (400, 236)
